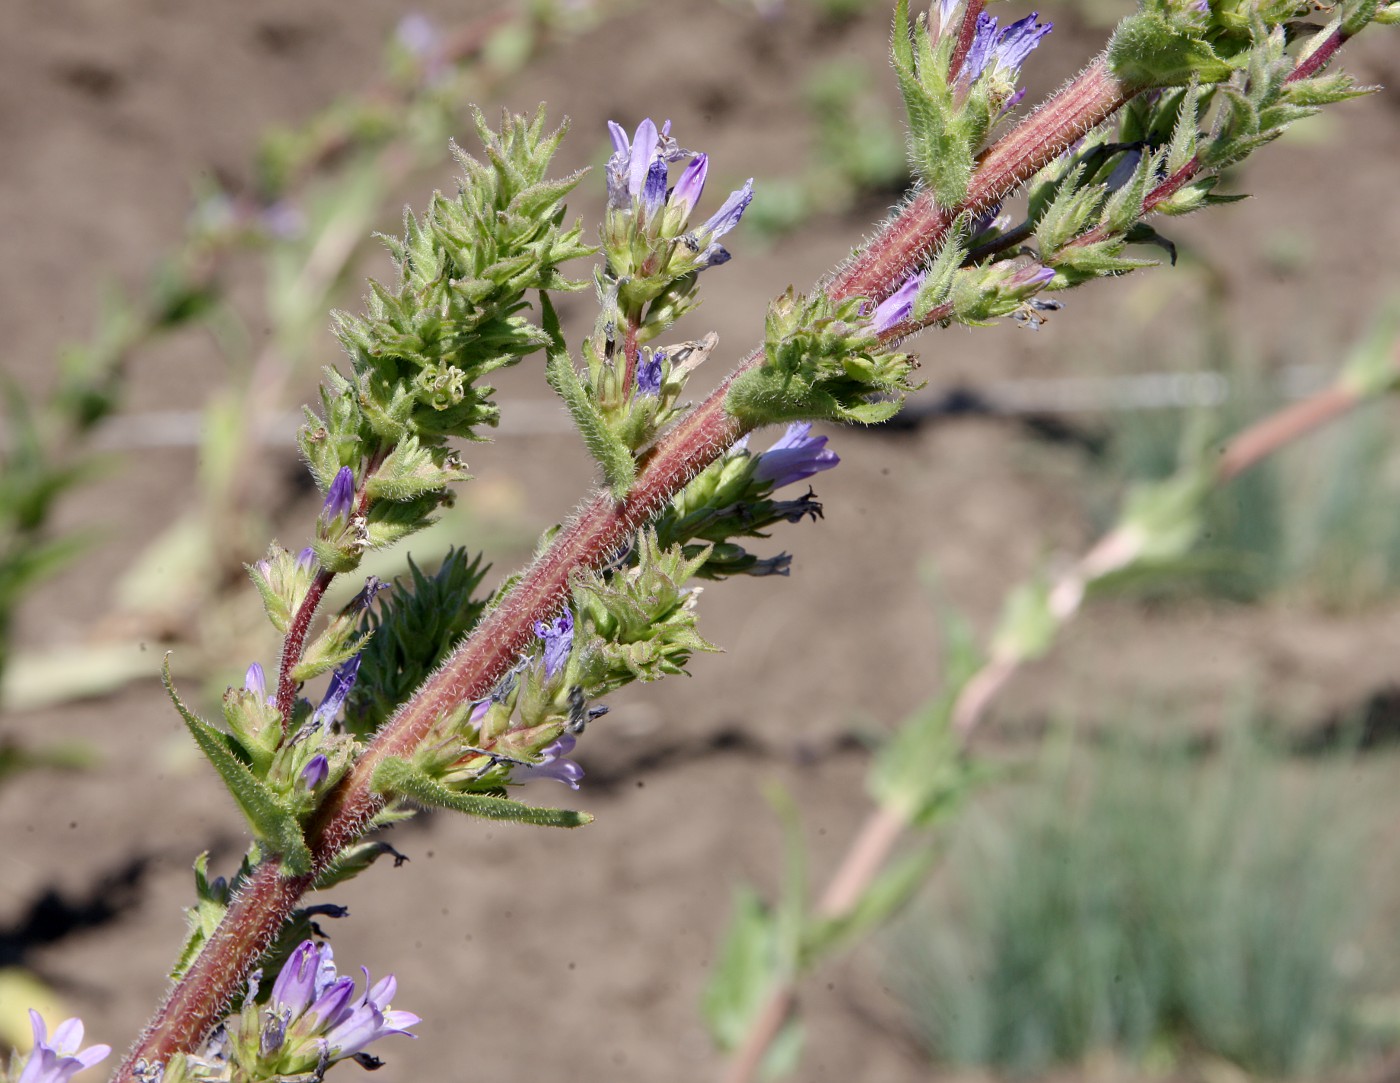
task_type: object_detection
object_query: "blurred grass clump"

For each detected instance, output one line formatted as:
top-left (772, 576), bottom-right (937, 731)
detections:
top-left (889, 730), bottom-right (1390, 1076)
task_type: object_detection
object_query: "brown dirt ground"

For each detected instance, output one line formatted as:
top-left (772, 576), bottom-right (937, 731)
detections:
top-left (3, 2), bottom-right (1400, 1081)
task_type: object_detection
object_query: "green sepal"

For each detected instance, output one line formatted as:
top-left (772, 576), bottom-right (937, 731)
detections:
top-left (291, 611), bottom-right (366, 682)
top-left (313, 834), bottom-right (412, 891)
top-left (1108, 12), bottom-right (1235, 89)
top-left (726, 289), bottom-right (919, 428)
top-left (372, 756), bottom-right (592, 828)
top-left (363, 435), bottom-right (471, 503)
top-left (162, 656), bottom-right (314, 875)
top-left (891, 0), bottom-right (973, 206)
top-left (170, 851), bottom-right (235, 982)
top-left (541, 293), bottom-right (635, 499)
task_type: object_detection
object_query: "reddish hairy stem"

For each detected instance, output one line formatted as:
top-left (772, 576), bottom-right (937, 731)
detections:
top-left (274, 570), bottom-right (334, 726)
top-left (947, 0), bottom-right (986, 85)
top-left (112, 49), bottom-right (1141, 1083)
top-left (828, 56), bottom-right (1132, 302)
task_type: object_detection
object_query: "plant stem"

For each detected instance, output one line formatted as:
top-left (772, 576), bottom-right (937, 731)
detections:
top-left (106, 47), bottom-right (1197, 1083)
top-left (274, 569), bottom-right (334, 728)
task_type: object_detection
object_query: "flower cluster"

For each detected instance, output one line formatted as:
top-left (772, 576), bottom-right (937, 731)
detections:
top-left (226, 940), bottom-right (418, 1078)
top-left (892, 0), bottom-right (1052, 204)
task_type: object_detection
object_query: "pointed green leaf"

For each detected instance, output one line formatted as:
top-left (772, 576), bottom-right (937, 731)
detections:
top-left (372, 756), bottom-right (592, 828)
top-left (540, 293), bottom-right (636, 499)
top-left (161, 656), bottom-right (313, 874)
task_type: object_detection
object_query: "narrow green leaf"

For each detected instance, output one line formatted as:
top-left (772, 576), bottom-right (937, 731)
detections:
top-left (540, 293), bottom-right (636, 499)
top-left (161, 656), bottom-right (313, 874)
top-left (372, 756), bottom-right (592, 828)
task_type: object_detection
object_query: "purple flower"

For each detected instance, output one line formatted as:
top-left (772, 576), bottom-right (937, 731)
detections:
top-left (516, 734), bottom-right (584, 790)
top-left (311, 655), bottom-right (361, 729)
top-left (963, 13), bottom-right (999, 81)
top-left (642, 157), bottom-right (669, 216)
top-left (636, 350), bottom-right (664, 397)
top-left (693, 179), bottom-right (755, 268)
top-left (606, 118), bottom-right (679, 211)
top-left (965, 11), bottom-right (1052, 83)
top-left (244, 662), bottom-right (269, 703)
top-left (671, 153), bottom-right (709, 217)
top-left (605, 119), bottom-right (753, 268)
top-left (17, 1011), bottom-right (111, 1083)
top-left (868, 269), bottom-right (927, 336)
top-left (267, 941), bottom-right (418, 1068)
top-left (931, 0), bottom-right (962, 35)
top-left (300, 754), bottom-right (330, 791)
top-left (533, 607), bottom-right (574, 679)
top-left (993, 13), bottom-right (1053, 74)
top-left (296, 546), bottom-right (317, 571)
top-left (320, 467), bottom-right (356, 525)
top-left (754, 423), bottom-right (840, 490)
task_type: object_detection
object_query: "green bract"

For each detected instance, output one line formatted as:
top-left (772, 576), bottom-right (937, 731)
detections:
top-left (727, 290), bottom-right (919, 427)
top-left (295, 108), bottom-right (595, 571)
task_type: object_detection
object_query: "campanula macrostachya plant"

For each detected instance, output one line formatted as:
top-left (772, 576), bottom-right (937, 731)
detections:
top-left (8, 2), bottom-right (1395, 1081)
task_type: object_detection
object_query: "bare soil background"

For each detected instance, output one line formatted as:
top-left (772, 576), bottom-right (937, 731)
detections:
top-left (3, 2), bottom-right (1400, 1081)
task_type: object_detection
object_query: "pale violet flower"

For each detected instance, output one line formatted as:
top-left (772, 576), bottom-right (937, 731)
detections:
top-left (16, 1011), bottom-right (110, 1083)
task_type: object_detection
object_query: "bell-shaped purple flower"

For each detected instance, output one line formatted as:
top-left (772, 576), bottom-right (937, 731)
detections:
top-left (607, 118), bottom-right (678, 211)
top-left (244, 662), bottom-right (269, 704)
top-left (636, 350), bottom-right (664, 397)
top-left (964, 11), bottom-right (1052, 83)
top-left (265, 940), bottom-right (418, 1069)
top-left (271, 940), bottom-right (339, 1019)
top-left (300, 754), bottom-right (330, 792)
top-left (311, 655), bottom-right (361, 730)
top-left (753, 423), bottom-right (840, 490)
top-left (671, 153), bottom-right (709, 218)
top-left (319, 467), bottom-right (356, 527)
top-left (515, 733), bottom-right (584, 790)
top-left (694, 179), bottom-right (755, 268)
top-left (17, 1012), bottom-right (110, 1083)
top-left (533, 607), bottom-right (574, 679)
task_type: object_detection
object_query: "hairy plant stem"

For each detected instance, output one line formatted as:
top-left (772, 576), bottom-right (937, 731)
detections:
top-left (274, 570), bottom-right (334, 728)
top-left (114, 50), bottom-right (1137, 1083)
